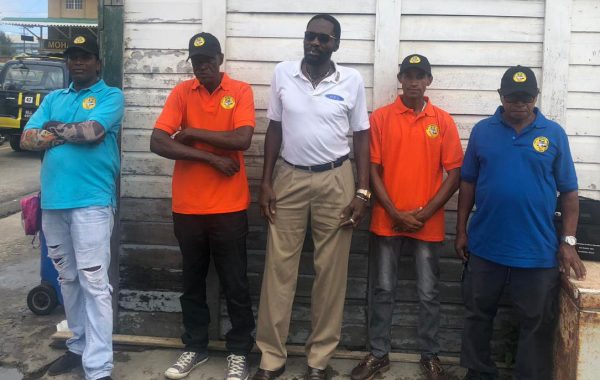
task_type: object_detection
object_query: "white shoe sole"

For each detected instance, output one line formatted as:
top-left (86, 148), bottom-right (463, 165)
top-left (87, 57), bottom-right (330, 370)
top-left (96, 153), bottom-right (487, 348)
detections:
top-left (164, 356), bottom-right (209, 379)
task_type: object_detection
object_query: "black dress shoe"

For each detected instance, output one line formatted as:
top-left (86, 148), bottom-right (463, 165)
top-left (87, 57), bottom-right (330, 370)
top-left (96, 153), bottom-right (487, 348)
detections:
top-left (252, 366), bottom-right (285, 380)
top-left (306, 366), bottom-right (327, 380)
top-left (47, 351), bottom-right (82, 376)
top-left (97, 377), bottom-right (113, 380)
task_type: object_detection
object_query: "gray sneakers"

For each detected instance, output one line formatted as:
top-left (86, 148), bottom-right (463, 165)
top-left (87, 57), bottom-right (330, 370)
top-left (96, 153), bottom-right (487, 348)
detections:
top-left (226, 354), bottom-right (250, 380)
top-left (164, 351), bottom-right (209, 379)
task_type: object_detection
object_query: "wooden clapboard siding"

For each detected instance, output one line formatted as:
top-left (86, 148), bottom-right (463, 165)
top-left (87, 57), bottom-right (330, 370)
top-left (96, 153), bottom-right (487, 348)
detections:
top-left (566, 0), bottom-right (600, 199)
top-left (118, 0), bottom-right (598, 362)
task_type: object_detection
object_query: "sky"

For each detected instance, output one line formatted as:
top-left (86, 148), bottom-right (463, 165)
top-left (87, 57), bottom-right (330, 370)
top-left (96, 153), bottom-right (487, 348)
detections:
top-left (0, 0), bottom-right (48, 38)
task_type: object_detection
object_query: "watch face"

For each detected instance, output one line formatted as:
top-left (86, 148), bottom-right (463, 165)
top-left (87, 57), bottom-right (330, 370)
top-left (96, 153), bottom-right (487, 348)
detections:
top-left (565, 236), bottom-right (577, 246)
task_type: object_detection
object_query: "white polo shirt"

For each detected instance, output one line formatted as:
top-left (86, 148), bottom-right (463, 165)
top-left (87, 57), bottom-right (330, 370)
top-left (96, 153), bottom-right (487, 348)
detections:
top-left (266, 60), bottom-right (370, 166)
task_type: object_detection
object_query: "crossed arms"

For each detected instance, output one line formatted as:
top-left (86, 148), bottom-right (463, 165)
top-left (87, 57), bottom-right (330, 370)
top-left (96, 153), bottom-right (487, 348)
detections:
top-left (150, 126), bottom-right (253, 176)
top-left (20, 120), bottom-right (106, 151)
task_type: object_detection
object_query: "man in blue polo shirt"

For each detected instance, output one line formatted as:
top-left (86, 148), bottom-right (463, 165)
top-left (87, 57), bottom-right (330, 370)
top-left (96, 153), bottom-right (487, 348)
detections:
top-left (21, 35), bottom-right (123, 380)
top-left (455, 65), bottom-right (586, 380)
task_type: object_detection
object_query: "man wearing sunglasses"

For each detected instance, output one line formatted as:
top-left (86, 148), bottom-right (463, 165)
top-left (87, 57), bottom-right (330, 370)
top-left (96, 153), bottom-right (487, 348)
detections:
top-left (253, 14), bottom-right (370, 380)
top-left (456, 66), bottom-right (586, 380)
top-left (150, 32), bottom-right (256, 380)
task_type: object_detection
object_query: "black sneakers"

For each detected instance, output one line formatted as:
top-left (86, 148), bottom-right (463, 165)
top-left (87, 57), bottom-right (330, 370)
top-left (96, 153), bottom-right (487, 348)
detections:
top-left (47, 350), bottom-right (82, 376)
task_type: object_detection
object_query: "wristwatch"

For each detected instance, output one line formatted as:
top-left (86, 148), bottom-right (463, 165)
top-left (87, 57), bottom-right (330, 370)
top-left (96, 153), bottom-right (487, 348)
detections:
top-left (562, 235), bottom-right (577, 246)
top-left (356, 189), bottom-right (372, 200)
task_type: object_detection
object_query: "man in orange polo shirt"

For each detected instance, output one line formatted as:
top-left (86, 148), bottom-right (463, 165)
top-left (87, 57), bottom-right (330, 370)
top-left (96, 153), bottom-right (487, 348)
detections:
top-left (150, 32), bottom-right (255, 380)
top-left (350, 55), bottom-right (463, 380)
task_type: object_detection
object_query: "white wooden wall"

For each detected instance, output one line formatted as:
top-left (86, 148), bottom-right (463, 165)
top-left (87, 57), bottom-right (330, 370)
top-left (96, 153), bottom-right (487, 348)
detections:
top-left (566, 0), bottom-right (600, 200)
top-left (118, 0), bottom-right (600, 345)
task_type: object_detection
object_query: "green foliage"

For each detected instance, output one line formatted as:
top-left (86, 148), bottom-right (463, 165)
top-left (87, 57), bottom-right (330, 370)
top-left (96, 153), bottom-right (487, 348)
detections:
top-left (0, 31), bottom-right (16, 56)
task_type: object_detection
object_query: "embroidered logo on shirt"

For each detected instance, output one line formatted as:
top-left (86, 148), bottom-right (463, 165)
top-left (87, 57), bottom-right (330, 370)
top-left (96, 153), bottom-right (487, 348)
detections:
top-left (513, 72), bottom-right (527, 83)
top-left (74, 36), bottom-right (86, 44)
top-left (425, 124), bottom-right (439, 138)
top-left (193, 36), bottom-right (205, 47)
top-left (325, 94), bottom-right (344, 101)
top-left (82, 96), bottom-right (96, 110)
top-left (533, 136), bottom-right (549, 152)
top-left (220, 95), bottom-right (235, 109)
top-left (409, 55), bottom-right (421, 64)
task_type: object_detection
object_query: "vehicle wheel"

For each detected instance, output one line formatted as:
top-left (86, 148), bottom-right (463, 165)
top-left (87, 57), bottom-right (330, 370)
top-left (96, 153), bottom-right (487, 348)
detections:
top-left (9, 135), bottom-right (22, 152)
top-left (27, 284), bottom-right (58, 315)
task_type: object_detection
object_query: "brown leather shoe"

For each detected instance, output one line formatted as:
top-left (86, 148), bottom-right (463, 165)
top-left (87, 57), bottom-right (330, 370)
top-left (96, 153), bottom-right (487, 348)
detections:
top-left (305, 366), bottom-right (327, 380)
top-left (350, 354), bottom-right (390, 380)
top-left (252, 366), bottom-right (285, 380)
top-left (420, 355), bottom-right (446, 380)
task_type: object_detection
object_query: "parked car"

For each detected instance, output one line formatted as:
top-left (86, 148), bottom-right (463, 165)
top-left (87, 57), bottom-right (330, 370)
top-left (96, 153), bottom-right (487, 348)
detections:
top-left (0, 56), bottom-right (68, 151)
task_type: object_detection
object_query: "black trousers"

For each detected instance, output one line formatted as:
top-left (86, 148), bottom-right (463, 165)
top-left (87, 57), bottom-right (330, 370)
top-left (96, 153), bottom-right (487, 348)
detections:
top-left (460, 254), bottom-right (559, 380)
top-left (173, 211), bottom-right (255, 355)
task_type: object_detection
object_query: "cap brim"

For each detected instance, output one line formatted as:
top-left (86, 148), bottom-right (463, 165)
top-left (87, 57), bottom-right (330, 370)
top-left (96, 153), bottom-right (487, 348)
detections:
top-left (64, 46), bottom-right (97, 56)
top-left (501, 88), bottom-right (538, 97)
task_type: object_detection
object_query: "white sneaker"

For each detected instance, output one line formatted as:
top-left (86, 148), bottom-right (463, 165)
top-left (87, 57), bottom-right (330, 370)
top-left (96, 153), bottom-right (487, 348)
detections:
top-left (164, 351), bottom-right (208, 379)
top-left (225, 354), bottom-right (250, 380)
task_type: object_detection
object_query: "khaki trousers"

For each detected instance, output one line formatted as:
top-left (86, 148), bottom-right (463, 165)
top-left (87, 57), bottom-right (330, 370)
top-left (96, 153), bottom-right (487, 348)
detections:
top-left (256, 161), bottom-right (355, 370)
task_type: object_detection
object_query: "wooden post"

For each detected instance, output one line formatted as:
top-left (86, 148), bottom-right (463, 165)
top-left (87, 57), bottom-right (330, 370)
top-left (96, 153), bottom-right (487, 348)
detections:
top-left (98, 0), bottom-right (124, 330)
top-left (540, 0), bottom-right (572, 125)
top-left (373, 0), bottom-right (402, 109)
top-left (202, 0), bottom-right (227, 67)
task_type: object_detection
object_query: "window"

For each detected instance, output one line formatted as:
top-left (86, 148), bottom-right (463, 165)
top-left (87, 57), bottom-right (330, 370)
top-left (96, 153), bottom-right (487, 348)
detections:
top-left (66, 0), bottom-right (83, 10)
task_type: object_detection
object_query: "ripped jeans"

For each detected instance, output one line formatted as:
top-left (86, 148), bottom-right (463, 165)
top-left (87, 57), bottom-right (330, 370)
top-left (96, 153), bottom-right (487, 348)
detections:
top-left (42, 206), bottom-right (114, 380)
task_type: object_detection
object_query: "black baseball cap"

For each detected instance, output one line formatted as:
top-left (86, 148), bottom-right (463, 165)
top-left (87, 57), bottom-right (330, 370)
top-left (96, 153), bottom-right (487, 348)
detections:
top-left (400, 54), bottom-right (431, 75)
top-left (500, 65), bottom-right (538, 97)
top-left (188, 32), bottom-right (222, 59)
top-left (64, 35), bottom-right (99, 57)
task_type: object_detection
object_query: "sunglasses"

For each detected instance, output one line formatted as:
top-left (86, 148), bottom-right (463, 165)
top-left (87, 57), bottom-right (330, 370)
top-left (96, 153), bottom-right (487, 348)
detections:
top-left (304, 31), bottom-right (337, 44)
top-left (503, 94), bottom-right (536, 104)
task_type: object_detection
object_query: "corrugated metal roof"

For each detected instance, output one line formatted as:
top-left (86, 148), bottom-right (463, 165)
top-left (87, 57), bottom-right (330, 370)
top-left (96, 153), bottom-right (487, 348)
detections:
top-left (0, 17), bottom-right (97, 28)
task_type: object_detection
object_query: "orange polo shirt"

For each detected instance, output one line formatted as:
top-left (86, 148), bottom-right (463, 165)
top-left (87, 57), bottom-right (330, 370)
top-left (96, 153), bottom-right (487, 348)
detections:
top-left (154, 74), bottom-right (255, 215)
top-left (369, 96), bottom-right (463, 241)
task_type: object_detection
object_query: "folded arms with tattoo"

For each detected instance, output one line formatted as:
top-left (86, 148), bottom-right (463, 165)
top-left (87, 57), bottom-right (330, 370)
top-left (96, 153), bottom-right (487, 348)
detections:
top-left (20, 120), bottom-right (106, 151)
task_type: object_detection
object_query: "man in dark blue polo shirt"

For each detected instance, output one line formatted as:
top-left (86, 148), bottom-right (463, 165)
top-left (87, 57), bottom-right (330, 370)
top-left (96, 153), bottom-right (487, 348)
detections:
top-left (455, 66), bottom-right (586, 380)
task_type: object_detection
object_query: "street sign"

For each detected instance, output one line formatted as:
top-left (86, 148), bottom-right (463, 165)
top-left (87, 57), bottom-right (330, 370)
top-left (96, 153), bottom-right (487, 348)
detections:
top-left (20, 35), bottom-right (34, 42)
top-left (42, 39), bottom-right (69, 51)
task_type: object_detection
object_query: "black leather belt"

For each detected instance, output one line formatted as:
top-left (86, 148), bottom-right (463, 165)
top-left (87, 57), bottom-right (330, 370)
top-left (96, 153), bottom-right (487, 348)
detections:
top-left (284, 154), bottom-right (349, 172)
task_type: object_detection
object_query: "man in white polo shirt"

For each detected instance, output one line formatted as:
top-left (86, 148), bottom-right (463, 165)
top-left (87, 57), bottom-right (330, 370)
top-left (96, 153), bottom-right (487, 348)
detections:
top-left (252, 14), bottom-right (370, 380)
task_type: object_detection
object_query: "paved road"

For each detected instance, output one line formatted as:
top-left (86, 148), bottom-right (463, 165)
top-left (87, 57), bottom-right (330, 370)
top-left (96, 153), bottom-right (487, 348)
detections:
top-left (0, 143), bottom-right (41, 217)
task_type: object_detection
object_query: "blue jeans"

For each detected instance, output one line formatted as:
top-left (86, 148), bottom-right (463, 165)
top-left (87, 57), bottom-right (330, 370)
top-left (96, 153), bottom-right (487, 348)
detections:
top-left (368, 235), bottom-right (441, 358)
top-left (42, 206), bottom-right (114, 380)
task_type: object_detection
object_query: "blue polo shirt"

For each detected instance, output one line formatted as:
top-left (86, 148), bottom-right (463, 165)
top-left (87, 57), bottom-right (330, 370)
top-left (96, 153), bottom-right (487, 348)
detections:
top-left (25, 79), bottom-right (124, 209)
top-left (461, 107), bottom-right (578, 268)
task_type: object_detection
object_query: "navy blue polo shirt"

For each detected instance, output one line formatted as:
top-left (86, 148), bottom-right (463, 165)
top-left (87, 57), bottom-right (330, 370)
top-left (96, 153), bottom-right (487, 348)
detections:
top-left (461, 107), bottom-right (578, 268)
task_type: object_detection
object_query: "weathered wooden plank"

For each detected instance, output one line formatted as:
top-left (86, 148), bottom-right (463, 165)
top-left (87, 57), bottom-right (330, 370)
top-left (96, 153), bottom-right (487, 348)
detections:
top-left (227, 37), bottom-right (374, 64)
top-left (540, 0), bottom-right (572, 126)
top-left (227, 13), bottom-right (375, 40)
top-left (123, 49), bottom-right (192, 74)
top-left (567, 92), bottom-right (600, 110)
top-left (575, 163), bottom-right (600, 192)
top-left (227, 0), bottom-right (376, 14)
top-left (401, 0), bottom-right (544, 17)
top-left (123, 106), bottom-right (162, 129)
top-left (571, 0), bottom-right (600, 32)
top-left (427, 67), bottom-right (541, 92)
top-left (568, 65), bottom-right (600, 93)
top-left (215, 62), bottom-right (374, 87)
top-left (118, 311), bottom-right (183, 337)
top-left (124, 23), bottom-right (201, 50)
top-left (569, 137), bottom-right (600, 164)
top-left (123, 73), bottom-right (193, 89)
top-left (569, 32), bottom-right (600, 65)
top-left (399, 41), bottom-right (542, 67)
top-left (372, 0), bottom-right (402, 109)
top-left (566, 109), bottom-right (600, 137)
top-left (121, 175), bottom-right (172, 198)
top-left (124, 0), bottom-right (202, 23)
top-left (400, 16), bottom-right (543, 43)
